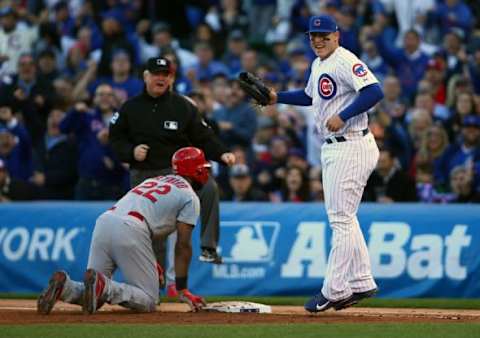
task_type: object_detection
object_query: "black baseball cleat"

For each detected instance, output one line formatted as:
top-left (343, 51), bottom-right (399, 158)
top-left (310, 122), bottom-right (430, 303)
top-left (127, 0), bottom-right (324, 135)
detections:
top-left (334, 288), bottom-right (378, 311)
top-left (37, 271), bottom-right (67, 315)
top-left (199, 248), bottom-right (223, 264)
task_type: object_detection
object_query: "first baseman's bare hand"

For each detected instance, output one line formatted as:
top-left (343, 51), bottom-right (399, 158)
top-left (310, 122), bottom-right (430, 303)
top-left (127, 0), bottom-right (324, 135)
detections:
top-left (221, 152), bottom-right (236, 166)
top-left (268, 89), bottom-right (277, 105)
top-left (326, 115), bottom-right (345, 132)
top-left (134, 144), bottom-right (150, 161)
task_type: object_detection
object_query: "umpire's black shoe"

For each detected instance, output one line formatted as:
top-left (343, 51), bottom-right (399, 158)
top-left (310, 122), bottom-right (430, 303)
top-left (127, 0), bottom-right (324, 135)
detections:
top-left (37, 271), bottom-right (67, 315)
top-left (334, 288), bottom-right (378, 310)
top-left (199, 248), bottom-right (223, 264)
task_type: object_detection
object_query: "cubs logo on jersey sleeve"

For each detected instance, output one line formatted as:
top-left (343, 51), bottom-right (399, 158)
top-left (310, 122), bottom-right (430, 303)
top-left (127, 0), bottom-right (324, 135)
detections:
top-left (318, 74), bottom-right (337, 100)
top-left (352, 63), bottom-right (368, 77)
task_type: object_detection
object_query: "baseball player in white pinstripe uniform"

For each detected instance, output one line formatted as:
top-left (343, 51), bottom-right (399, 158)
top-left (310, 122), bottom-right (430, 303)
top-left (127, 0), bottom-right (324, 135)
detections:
top-left (268, 15), bottom-right (384, 312)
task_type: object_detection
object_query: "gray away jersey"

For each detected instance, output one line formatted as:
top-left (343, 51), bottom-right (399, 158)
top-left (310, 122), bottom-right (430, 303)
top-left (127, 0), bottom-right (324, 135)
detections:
top-left (111, 175), bottom-right (200, 236)
top-left (305, 46), bottom-right (379, 140)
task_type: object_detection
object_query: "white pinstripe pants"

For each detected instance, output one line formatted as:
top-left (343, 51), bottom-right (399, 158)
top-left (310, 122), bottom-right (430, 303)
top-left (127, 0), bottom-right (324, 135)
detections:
top-left (320, 132), bottom-right (379, 301)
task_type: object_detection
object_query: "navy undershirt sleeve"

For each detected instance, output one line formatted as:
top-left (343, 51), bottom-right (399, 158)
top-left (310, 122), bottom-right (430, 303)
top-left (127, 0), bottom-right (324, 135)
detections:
top-left (277, 90), bottom-right (312, 106)
top-left (338, 83), bottom-right (384, 122)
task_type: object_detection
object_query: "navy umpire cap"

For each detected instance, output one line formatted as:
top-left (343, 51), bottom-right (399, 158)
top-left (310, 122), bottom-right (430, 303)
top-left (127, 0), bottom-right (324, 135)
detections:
top-left (146, 57), bottom-right (173, 74)
top-left (308, 15), bottom-right (338, 34)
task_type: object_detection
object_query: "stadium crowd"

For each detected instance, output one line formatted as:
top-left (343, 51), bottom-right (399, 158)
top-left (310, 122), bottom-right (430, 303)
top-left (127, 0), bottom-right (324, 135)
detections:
top-left (0, 0), bottom-right (479, 203)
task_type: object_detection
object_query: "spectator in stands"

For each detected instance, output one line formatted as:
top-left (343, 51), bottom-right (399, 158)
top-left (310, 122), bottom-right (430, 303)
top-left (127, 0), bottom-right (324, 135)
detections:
top-left (246, 0), bottom-right (275, 43)
top-left (337, 6), bottom-right (360, 56)
top-left (408, 108), bottom-right (433, 152)
top-left (64, 39), bottom-right (89, 81)
top-left (188, 90), bottom-right (219, 136)
top-left (252, 115), bottom-right (277, 160)
top-left (0, 101), bottom-right (33, 181)
top-left (448, 165), bottom-right (479, 203)
top-left (271, 165), bottom-right (311, 202)
top-left (441, 29), bottom-right (467, 80)
top-left (190, 42), bottom-right (229, 82)
top-left (0, 53), bottom-right (54, 147)
top-left (360, 40), bottom-right (388, 84)
top-left (205, 0), bottom-right (249, 43)
top-left (0, 7), bottom-right (37, 76)
top-left (446, 92), bottom-right (477, 141)
top-left (31, 109), bottom-right (77, 200)
top-left (210, 73), bottom-right (229, 110)
top-left (372, 27), bottom-right (429, 101)
top-left (223, 163), bottom-right (268, 201)
top-left (140, 22), bottom-right (197, 70)
top-left (212, 80), bottom-right (257, 149)
top-left (437, 115), bottom-right (480, 189)
top-left (309, 165), bottom-right (324, 201)
top-left (364, 148), bottom-right (418, 202)
top-left (161, 48), bottom-right (193, 95)
top-left (467, 44), bottom-right (480, 95)
top-left (269, 38), bottom-right (292, 79)
top-left (89, 49), bottom-right (143, 104)
top-left (96, 10), bottom-right (139, 77)
top-left (434, 0), bottom-right (474, 39)
top-left (222, 30), bottom-right (247, 76)
top-left (53, 76), bottom-right (75, 112)
top-left (60, 84), bottom-right (127, 200)
top-left (407, 91), bottom-right (451, 124)
top-left (413, 124), bottom-right (450, 187)
top-left (423, 58), bottom-right (448, 104)
top-left (37, 49), bottom-right (60, 89)
top-left (254, 135), bottom-right (289, 193)
top-left (286, 47), bottom-right (310, 87)
top-left (0, 159), bottom-right (38, 201)
top-left (193, 22), bottom-right (224, 58)
top-left (240, 48), bottom-right (259, 75)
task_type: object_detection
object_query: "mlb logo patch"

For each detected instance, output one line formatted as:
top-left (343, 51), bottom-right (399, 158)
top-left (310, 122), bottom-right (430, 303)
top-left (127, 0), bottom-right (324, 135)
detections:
top-left (164, 121), bottom-right (178, 130)
top-left (157, 59), bottom-right (167, 66)
top-left (352, 63), bottom-right (368, 77)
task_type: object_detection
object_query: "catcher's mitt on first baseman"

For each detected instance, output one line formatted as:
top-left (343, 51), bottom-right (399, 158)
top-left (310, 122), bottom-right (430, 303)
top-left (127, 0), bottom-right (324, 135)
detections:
top-left (237, 72), bottom-right (272, 105)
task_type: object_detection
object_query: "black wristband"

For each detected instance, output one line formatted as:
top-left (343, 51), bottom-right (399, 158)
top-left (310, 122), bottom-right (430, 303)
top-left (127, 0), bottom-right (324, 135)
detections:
top-left (176, 276), bottom-right (188, 290)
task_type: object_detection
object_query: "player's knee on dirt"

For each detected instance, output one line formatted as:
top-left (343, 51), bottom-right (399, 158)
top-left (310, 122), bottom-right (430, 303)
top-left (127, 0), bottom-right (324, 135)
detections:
top-left (120, 296), bottom-right (157, 312)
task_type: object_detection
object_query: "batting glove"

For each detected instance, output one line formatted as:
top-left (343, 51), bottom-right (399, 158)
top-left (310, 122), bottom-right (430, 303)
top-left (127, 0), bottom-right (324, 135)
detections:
top-left (178, 289), bottom-right (206, 312)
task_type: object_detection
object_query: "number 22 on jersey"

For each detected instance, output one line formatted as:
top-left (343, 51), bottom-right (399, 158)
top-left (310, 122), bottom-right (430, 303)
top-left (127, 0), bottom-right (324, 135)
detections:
top-left (131, 181), bottom-right (171, 203)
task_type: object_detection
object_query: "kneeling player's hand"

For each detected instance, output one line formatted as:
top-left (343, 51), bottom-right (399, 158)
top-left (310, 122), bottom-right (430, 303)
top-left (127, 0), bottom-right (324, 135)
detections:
top-left (156, 262), bottom-right (165, 288)
top-left (178, 289), bottom-right (206, 312)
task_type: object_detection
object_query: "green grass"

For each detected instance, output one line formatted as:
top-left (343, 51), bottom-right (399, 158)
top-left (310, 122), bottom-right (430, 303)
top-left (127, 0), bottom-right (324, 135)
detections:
top-left (2, 293), bottom-right (480, 309)
top-left (1, 324), bottom-right (479, 338)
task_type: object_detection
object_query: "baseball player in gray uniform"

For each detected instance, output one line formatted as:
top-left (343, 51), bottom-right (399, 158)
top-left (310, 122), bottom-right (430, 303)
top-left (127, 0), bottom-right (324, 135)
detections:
top-left (37, 147), bottom-right (210, 314)
top-left (268, 15), bottom-right (384, 312)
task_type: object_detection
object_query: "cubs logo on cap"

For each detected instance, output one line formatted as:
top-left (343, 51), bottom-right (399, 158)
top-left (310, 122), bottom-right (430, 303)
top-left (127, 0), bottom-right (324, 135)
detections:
top-left (308, 15), bottom-right (338, 34)
top-left (318, 74), bottom-right (337, 99)
top-left (352, 63), bottom-right (368, 77)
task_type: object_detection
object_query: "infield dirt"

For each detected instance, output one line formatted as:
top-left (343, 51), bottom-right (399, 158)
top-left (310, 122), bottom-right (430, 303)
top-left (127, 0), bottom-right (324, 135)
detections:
top-left (1, 300), bottom-right (480, 325)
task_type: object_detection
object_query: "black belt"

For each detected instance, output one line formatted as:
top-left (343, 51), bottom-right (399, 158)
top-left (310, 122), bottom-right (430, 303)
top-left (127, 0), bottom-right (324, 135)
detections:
top-left (325, 128), bottom-right (369, 144)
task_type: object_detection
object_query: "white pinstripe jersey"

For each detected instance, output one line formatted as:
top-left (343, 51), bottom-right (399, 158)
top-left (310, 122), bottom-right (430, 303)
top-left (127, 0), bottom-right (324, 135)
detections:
top-left (305, 47), bottom-right (379, 140)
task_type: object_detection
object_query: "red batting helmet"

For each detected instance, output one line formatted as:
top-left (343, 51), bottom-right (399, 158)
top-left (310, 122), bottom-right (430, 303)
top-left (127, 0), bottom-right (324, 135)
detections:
top-left (171, 147), bottom-right (211, 185)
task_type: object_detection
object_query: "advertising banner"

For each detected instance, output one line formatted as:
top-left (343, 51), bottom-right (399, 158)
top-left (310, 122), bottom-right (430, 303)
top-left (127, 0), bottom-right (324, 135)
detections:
top-left (1, 202), bottom-right (479, 297)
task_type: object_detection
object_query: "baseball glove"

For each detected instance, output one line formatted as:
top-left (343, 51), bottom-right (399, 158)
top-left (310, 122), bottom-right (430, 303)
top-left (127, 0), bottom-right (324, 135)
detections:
top-left (238, 72), bottom-right (272, 105)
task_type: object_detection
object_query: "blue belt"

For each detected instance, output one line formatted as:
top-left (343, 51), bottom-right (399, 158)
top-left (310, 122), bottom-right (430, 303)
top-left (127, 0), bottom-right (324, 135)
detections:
top-left (325, 128), bottom-right (369, 144)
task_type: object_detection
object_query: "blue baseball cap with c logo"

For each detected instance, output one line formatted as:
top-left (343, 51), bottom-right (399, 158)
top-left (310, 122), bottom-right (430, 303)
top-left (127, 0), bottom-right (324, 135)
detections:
top-left (307, 15), bottom-right (338, 34)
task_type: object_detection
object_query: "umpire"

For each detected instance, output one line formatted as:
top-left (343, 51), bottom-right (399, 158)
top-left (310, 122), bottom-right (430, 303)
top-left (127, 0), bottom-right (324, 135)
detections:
top-left (109, 57), bottom-right (235, 264)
